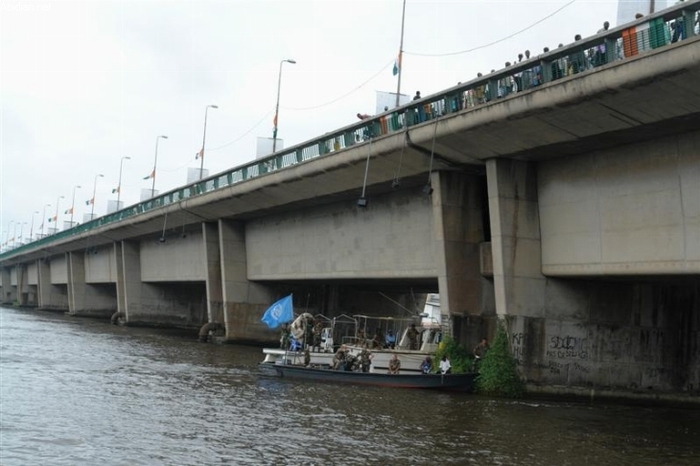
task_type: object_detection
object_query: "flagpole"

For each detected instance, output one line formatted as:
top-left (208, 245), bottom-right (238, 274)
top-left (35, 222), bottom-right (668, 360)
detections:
top-left (117, 156), bottom-right (130, 207)
top-left (41, 203), bottom-right (50, 238)
top-left (151, 135), bottom-right (168, 197)
top-left (395, 0), bottom-right (407, 108)
top-left (71, 184), bottom-right (81, 226)
top-left (29, 210), bottom-right (38, 242)
top-left (199, 105), bottom-right (218, 180)
top-left (91, 174), bottom-right (104, 219)
top-left (54, 195), bottom-right (64, 232)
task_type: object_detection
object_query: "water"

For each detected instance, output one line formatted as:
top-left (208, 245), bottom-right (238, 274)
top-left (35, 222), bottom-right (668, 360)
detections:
top-left (1, 306), bottom-right (699, 466)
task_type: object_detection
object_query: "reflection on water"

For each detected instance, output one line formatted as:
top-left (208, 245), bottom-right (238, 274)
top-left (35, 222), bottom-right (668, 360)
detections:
top-left (1, 306), bottom-right (699, 465)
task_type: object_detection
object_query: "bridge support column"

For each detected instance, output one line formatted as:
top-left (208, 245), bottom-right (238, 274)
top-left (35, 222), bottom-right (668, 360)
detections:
top-left (487, 158), bottom-right (546, 318)
top-left (203, 222), bottom-right (224, 324)
top-left (16, 264), bottom-right (28, 306)
top-left (431, 171), bottom-right (490, 337)
top-left (118, 240), bottom-right (160, 324)
top-left (67, 251), bottom-right (116, 317)
top-left (1, 267), bottom-right (12, 304)
top-left (219, 219), bottom-right (275, 341)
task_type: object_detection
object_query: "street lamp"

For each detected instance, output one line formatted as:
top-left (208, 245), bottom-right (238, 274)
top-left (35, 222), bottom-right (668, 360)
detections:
top-left (91, 174), bottom-right (104, 218)
top-left (12, 223), bottom-right (20, 248)
top-left (18, 222), bottom-right (27, 245)
top-left (151, 135), bottom-right (168, 197)
top-left (117, 156), bottom-right (130, 206)
top-left (54, 195), bottom-right (65, 233)
top-left (5, 221), bottom-right (14, 250)
top-left (70, 185), bottom-right (81, 226)
top-left (41, 203), bottom-right (51, 237)
top-left (272, 58), bottom-right (296, 153)
top-left (29, 210), bottom-right (39, 242)
top-left (199, 105), bottom-right (218, 180)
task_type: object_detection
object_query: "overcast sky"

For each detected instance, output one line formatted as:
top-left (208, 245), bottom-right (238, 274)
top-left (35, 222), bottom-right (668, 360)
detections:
top-left (2, 0), bottom-right (638, 246)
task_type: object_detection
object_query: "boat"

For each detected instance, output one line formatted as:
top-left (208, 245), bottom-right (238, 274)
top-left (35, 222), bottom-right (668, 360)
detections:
top-left (260, 362), bottom-right (476, 391)
top-left (343, 308), bottom-right (443, 374)
top-left (260, 293), bottom-right (446, 375)
top-left (261, 312), bottom-right (356, 367)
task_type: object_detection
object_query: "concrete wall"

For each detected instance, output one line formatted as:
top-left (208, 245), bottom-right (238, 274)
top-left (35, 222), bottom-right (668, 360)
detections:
top-left (539, 129), bottom-right (700, 276)
top-left (85, 245), bottom-right (117, 283)
top-left (140, 232), bottom-right (206, 282)
top-left (50, 255), bottom-right (68, 284)
top-left (27, 262), bottom-right (38, 285)
top-left (246, 189), bottom-right (437, 280)
top-left (510, 279), bottom-right (700, 394)
top-left (488, 155), bottom-right (699, 395)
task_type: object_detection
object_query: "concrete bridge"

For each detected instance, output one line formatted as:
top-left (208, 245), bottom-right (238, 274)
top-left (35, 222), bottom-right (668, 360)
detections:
top-left (2, 3), bottom-right (700, 399)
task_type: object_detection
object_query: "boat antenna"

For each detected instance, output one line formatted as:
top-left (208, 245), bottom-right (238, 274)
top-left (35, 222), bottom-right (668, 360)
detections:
top-left (378, 292), bottom-right (415, 317)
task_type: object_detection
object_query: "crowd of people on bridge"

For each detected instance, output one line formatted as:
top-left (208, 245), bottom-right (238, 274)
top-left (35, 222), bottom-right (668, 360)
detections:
top-left (349, 3), bottom-right (699, 145)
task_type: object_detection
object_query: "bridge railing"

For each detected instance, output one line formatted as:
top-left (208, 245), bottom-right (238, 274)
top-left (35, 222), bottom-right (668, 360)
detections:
top-left (2, 1), bottom-right (699, 260)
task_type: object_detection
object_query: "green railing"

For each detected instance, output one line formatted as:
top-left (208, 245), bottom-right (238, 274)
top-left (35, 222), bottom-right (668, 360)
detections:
top-left (2, 1), bottom-right (698, 261)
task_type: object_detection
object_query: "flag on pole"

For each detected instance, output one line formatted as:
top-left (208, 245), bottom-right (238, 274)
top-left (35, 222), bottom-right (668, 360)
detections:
top-left (111, 187), bottom-right (120, 194)
top-left (143, 169), bottom-right (155, 180)
top-left (272, 113), bottom-right (278, 127)
top-left (195, 148), bottom-right (204, 160)
top-left (85, 198), bottom-right (94, 206)
top-left (392, 52), bottom-right (402, 76)
top-left (64, 207), bottom-right (73, 215)
top-left (261, 294), bottom-right (294, 329)
top-left (48, 215), bottom-right (57, 223)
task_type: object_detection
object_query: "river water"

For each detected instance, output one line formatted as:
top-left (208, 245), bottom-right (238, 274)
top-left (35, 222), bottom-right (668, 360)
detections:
top-left (1, 306), bottom-right (699, 466)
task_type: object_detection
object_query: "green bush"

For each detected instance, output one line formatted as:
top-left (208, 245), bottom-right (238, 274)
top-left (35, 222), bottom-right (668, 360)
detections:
top-left (475, 323), bottom-right (525, 397)
top-left (434, 336), bottom-right (473, 374)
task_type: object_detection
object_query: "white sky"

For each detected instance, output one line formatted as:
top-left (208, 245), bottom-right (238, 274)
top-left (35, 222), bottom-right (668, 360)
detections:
top-left (1, 0), bottom-right (631, 245)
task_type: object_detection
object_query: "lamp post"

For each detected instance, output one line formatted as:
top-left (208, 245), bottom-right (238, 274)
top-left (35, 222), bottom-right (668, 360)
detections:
top-left (117, 156), bottom-right (130, 206)
top-left (199, 105), bottom-right (218, 180)
top-left (91, 174), bottom-right (104, 218)
top-left (18, 222), bottom-right (27, 246)
top-left (70, 185), bottom-right (81, 226)
top-left (12, 222), bottom-right (20, 248)
top-left (272, 59), bottom-right (296, 153)
top-left (54, 195), bottom-right (65, 232)
top-left (41, 203), bottom-right (50, 237)
top-left (5, 221), bottom-right (14, 250)
top-left (29, 210), bottom-right (39, 242)
top-left (151, 135), bottom-right (168, 197)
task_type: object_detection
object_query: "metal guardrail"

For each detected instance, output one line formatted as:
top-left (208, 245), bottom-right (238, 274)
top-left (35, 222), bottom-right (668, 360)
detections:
top-left (2, 1), bottom-right (699, 261)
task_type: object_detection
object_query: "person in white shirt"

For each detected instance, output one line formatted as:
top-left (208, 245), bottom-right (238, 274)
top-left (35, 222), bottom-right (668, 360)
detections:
top-left (439, 355), bottom-right (452, 375)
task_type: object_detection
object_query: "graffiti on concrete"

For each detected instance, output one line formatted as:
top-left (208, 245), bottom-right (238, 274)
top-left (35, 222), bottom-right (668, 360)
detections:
top-left (546, 335), bottom-right (588, 360)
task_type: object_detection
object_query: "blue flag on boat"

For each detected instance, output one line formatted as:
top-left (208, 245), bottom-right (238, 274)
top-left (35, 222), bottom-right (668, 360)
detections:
top-left (261, 294), bottom-right (294, 329)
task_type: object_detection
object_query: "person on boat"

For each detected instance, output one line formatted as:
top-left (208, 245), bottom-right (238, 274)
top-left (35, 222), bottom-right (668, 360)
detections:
top-left (439, 355), bottom-right (452, 375)
top-left (312, 320), bottom-right (323, 350)
top-left (385, 330), bottom-right (396, 349)
top-left (388, 354), bottom-right (401, 374)
top-left (332, 345), bottom-right (348, 370)
top-left (358, 346), bottom-right (373, 373)
top-left (473, 338), bottom-right (489, 359)
top-left (472, 338), bottom-right (489, 371)
top-left (279, 324), bottom-right (290, 349)
top-left (420, 356), bottom-right (432, 374)
top-left (372, 328), bottom-right (384, 349)
top-left (304, 348), bottom-right (311, 367)
top-left (356, 327), bottom-right (366, 345)
top-left (289, 336), bottom-right (302, 351)
top-left (406, 324), bottom-right (420, 350)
